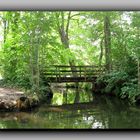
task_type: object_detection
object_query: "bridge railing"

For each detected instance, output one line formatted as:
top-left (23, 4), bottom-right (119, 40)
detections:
top-left (43, 65), bottom-right (105, 79)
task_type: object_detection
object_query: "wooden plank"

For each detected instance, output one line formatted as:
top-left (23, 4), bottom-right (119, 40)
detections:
top-left (44, 69), bottom-right (97, 72)
top-left (44, 72), bottom-right (97, 76)
top-left (45, 65), bottom-right (103, 68)
top-left (51, 65), bottom-right (95, 67)
top-left (44, 72), bottom-right (102, 76)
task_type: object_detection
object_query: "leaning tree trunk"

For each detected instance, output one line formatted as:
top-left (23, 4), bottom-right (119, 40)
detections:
top-left (56, 12), bottom-right (79, 87)
top-left (104, 15), bottom-right (112, 73)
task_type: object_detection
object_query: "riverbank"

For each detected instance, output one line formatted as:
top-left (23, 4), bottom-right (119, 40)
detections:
top-left (92, 70), bottom-right (140, 104)
top-left (0, 87), bottom-right (39, 111)
top-left (0, 87), bottom-right (25, 111)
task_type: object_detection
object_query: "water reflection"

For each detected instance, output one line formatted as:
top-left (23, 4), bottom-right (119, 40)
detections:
top-left (0, 87), bottom-right (140, 129)
top-left (52, 87), bottom-right (93, 105)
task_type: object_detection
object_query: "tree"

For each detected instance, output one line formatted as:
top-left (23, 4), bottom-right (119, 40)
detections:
top-left (104, 14), bottom-right (112, 72)
top-left (54, 11), bottom-right (79, 77)
top-left (130, 12), bottom-right (140, 91)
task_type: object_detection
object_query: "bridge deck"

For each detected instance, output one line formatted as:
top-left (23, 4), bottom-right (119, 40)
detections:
top-left (42, 65), bottom-right (105, 83)
top-left (46, 77), bottom-right (97, 83)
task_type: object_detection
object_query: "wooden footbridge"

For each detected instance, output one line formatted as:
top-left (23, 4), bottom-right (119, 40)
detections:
top-left (42, 65), bottom-right (105, 83)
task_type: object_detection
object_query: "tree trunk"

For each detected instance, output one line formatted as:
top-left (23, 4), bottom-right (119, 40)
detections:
top-left (99, 37), bottom-right (104, 66)
top-left (10, 12), bottom-right (20, 81)
top-left (63, 89), bottom-right (68, 104)
top-left (56, 12), bottom-right (79, 87)
top-left (104, 15), bottom-right (112, 72)
top-left (30, 30), bottom-right (40, 94)
top-left (3, 20), bottom-right (7, 44)
top-left (138, 59), bottom-right (140, 92)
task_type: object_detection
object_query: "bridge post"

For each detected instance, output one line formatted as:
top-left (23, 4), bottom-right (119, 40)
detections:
top-left (84, 66), bottom-right (87, 81)
top-left (92, 81), bottom-right (96, 93)
top-left (56, 66), bottom-right (58, 82)
top-left (80, 66), bottom-right (81, 78)
top-left (59, 66), bottom-right (61, 82)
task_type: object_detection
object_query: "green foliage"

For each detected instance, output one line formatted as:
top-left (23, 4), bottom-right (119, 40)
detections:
top-left (121, 80), bottom-right (138, 103)
top-left (97, 71), bottom-right (128, 93)
top-left (0, 11), bottom-right (140, 104)
top-left (96, 70), bottom-right (139, 103)
top-left (124, 56), bottom-right (137, 77)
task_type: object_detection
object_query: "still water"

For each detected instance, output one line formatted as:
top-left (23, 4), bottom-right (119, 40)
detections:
top-left (0, 87), bottom-right (140, 129)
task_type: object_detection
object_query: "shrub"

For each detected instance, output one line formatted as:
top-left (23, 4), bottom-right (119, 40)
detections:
top-left (96, 70), bottom-right (139, 103)
top-left (120, 79), bottom-right (138, 103)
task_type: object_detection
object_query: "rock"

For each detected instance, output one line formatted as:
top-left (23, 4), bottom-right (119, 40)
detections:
top-left (0, 101), bottom-right (5, 109)
top-left (29, 96), bottom-right (39, 107)
top-left (15, 96), bottom-right (39, 111)
top-left (0, 101), bottom-right (12, 110)
top-left (16, 96), bottom-right (31, 111)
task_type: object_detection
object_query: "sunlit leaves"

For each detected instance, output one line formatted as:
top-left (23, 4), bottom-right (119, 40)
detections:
top-left (0, 11), bottom-right (140, 89)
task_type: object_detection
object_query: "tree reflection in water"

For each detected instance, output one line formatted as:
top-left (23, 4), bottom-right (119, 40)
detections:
top-left (0, 87), bottom-right (140, 129)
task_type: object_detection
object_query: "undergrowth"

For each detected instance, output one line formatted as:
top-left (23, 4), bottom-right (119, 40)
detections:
top-left (96, 70), bottom-right (139, 104)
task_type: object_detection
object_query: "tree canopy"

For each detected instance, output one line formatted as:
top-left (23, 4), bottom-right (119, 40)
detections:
top-left (0, 11), bottom-right (139, 102)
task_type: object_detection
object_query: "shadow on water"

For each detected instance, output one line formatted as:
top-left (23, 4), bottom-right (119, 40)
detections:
top-left (1, 86), bottom-right (140, 129)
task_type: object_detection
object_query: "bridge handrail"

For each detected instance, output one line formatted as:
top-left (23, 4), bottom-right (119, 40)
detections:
top-left (45, 65), bottom-right (105, 68)
top-left (41, 65), bottom-right (106, 82)
top-left (43, 65), bottom-right (105, 77)
top-left (43, 65), bottom-right (105, 72)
